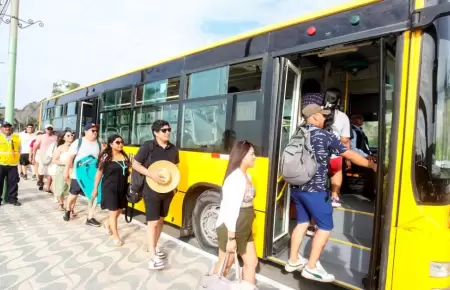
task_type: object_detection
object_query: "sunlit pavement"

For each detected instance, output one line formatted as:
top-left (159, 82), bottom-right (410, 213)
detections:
top-left (0, 179), bottom-right (293, 290)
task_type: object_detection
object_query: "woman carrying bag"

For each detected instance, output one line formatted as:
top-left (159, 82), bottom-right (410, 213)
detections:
top-left (206, 140), bottom-right (258, 289)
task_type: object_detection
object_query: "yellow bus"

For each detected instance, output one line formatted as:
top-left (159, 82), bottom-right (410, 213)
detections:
top-left (39, 0), bottom-right (450, 289)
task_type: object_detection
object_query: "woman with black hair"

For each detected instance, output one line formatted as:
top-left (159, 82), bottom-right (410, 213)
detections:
top-left (92, 134), bottom-right (130, 247)
top-left (212, 140), bottom-right (258, 287)
top-left (51, 129), bottom-right (74, 210)
top-left (323, 88), bottom-right (351, 208)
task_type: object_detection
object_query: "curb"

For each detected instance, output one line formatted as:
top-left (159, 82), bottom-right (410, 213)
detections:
top-left (74, 194), bottom-right (294, 290)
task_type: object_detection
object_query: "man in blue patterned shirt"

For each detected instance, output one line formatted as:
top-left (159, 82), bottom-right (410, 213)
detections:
top-left (284, 104), bottom-right (377, 283)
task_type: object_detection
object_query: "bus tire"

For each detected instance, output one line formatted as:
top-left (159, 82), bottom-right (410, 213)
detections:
top-left (192, 189), bottom-right (220, 255)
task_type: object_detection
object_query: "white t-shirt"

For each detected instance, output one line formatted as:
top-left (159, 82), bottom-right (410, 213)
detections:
top-left (330, 110), bottom-right (351, 158)
top-left (215, 169), bottom-right (252, 232)
top-left (68, 138), bottom-right (101, 179)
top-left (19, 132), bottom-right (35, 154)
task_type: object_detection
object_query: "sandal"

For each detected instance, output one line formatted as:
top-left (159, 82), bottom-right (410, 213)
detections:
top-left (58, 202), bottom-right (64, 211)
top-left (113, 239), bottom-right (123, 247)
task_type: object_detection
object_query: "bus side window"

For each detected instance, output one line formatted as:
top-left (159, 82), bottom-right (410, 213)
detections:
top-left (414, 17), bottom-right (450, 205)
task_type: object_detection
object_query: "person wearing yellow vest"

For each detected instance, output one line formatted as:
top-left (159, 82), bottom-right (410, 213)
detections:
top-left (0, 121), bottom-right (21, 206)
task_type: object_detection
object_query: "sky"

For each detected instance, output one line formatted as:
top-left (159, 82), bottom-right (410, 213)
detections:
top-left (0, 0), bottom-right (348, 109)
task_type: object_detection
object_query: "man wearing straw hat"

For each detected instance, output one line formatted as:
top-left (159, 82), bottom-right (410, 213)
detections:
top-left (132, 120), bottom-right (180, 270)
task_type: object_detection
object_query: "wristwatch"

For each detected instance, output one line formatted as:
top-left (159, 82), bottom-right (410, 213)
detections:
top-left (228, 237), bottom-right (236, 241)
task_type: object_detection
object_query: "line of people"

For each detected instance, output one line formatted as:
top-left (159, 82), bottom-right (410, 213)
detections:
top-left (0, 119), bottom-right (181, 273)
top-left (41, 121), bottom-right (180, 270)
top-left (1, 101), bottom-right (376, 288)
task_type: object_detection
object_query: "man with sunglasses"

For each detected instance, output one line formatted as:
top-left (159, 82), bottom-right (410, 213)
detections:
top-left (0, 121), bottom-right (21, 206)
top-left (63, 123), bottom-right (102, 227)
top-left (132, 120), bottom-right (179, 270)
top-left (31, 124), bottom-right (57, 191)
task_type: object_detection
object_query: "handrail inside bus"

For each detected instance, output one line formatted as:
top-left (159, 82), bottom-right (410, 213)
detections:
top-left (276, 175), bottom-right (287, 202)
top-left (276, 181), bottom-right (287, 202)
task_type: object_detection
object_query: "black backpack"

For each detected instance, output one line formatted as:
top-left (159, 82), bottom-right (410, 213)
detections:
top-left (125, 141), bottom-right (154, 223)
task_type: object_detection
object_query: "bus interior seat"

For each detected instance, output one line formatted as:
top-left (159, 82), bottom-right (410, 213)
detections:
top-left (120, 126), bottom-right (130, 142)
top-left (106, 127), bottom-right (119, 136)
top-left (135, 124), bottom-right (151, 144)
top-left (189, 109), bottom-right (219, 146)
top-left (214, 106), bottom-right (226, 134)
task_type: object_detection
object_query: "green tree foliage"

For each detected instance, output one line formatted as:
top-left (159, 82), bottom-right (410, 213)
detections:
top-left (67, 82), bottom-right (80, 91)
top-left (51, 81), bottom-right (80, 96)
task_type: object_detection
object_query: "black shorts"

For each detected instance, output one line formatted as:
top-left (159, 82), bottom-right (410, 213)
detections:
top-left (69, 179), bottom-right (84, 195)
top-left (143, 189), bottom-right (174, 222)
top-left (19, 154), bottom-right (30, 166)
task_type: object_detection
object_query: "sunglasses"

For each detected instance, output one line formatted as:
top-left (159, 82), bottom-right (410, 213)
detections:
top-left (160, 128), bottom-right (171, 133)
top-left (46, 128), bottom-right (53, 130)
top-left (114, 140), bottom-right (124, 145)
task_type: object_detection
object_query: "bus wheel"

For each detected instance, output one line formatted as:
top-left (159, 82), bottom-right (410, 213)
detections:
top-left (192, 189), bottom-right (220, 255)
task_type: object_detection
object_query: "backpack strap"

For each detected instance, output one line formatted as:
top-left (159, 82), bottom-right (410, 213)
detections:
top-left (126, 141), bottom-right (155, 223)
top-left (75, 138), bottom-right (102, 159)
top-left (77, 137), bottom-right (83, 152)
top-left (144, 141), bottom-right (154, 167)
top-left (308, 126), bottom-right (319, 132)
top-left (125, 201), bottom-right (135, 223)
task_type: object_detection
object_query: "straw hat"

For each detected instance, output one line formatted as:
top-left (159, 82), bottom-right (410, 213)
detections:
top-left (146, 160), bottom-right (180, 193)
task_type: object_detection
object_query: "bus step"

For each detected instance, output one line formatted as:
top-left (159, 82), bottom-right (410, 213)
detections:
top-left (333, 194), bottom-right (374, 241)
top-left (298, 231), bottom-right (371, 274)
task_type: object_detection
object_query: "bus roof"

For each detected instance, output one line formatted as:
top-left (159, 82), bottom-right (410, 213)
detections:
top-left (43, 0), bottom-right (379, 102)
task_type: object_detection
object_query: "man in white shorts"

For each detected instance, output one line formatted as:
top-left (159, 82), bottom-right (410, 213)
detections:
top-left (18, 124), bottom-right (36, 180)
top-left (323, 88), bottom-right (351, 208)
top-left (30, 124), bottom-right (57, 191)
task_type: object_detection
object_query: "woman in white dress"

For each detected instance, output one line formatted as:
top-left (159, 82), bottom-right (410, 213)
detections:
top-left (51, 130), bottom-right (74, 210)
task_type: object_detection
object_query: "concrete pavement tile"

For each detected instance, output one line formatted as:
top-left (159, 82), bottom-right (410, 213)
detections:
top-left (0, 179), bottom-right (293, 290)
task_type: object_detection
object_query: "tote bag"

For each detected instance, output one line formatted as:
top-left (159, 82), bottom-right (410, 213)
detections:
top-left (197, 252), bottom-right (257, 290)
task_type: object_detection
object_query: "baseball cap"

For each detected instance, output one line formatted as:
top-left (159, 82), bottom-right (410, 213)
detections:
top-left (302, 104), bottom-right (331, 118)
top-left (84, 123), bottom-right (99, 131)
top-left (45, 124), bottom-right (53, 129)
top-left (1, 121), bottom-right (12, 127)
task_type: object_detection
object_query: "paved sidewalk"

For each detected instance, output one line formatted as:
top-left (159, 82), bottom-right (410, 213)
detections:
top-left (0, 180), bottom-right (293, 290)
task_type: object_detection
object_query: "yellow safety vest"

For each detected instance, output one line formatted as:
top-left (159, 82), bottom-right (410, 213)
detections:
top-left (0, 133), bottom-right (21, 166)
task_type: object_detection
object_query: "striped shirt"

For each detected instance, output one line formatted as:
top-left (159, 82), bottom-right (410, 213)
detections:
top-left (299, 125), bottom-right (348, 192)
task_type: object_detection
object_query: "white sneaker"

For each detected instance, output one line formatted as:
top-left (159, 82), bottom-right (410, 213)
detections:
top-left (148, 257), bottom-right (165, 270)
top-left (301, 264), bottom-right (335, 283)
top-left (156, 246), bottom-right (166, 259)
top-left (306, 225), bottom-right (317, 237)
top-left (284, 255), bottom-right (308, 272)
top-left (316, 261), bottom-right (325, 270)
top-left (331, 197), bottom-right (342, 208)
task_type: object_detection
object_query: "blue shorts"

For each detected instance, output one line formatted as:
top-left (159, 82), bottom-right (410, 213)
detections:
top-left (291, 190), bottom-right (333, 231)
